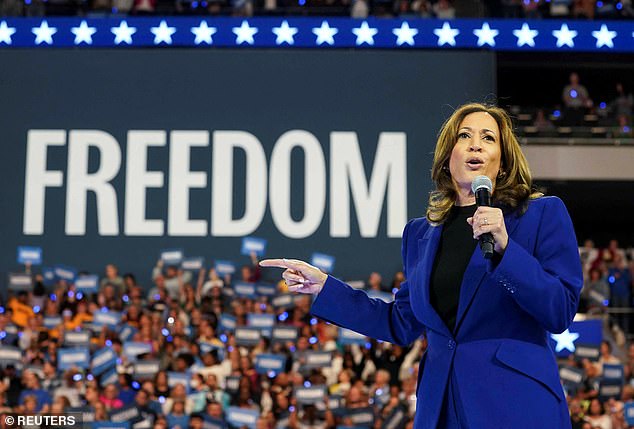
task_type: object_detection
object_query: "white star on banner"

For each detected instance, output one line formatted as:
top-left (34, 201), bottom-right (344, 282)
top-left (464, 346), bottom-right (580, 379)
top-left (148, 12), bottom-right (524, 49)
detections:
top-left (312, 20), bottom-right (338, 46)
top-left (0, 21), bottom-right (17, 45)
top-left (513, 23), bottom-right (538, 47)
top-left (592, 24), bottom-right (616, 48)
top-left (433, 22), bottom-right (459, 46)
top-left (71, 20), bottom-right (97, 45)
top-left (550, 329), bottom-right (580, 353)
top-left (191, 21), bottom-right (217, 45)
top-left (32, 21), bottom-right (57, 45)
top-left (111, 21), bottom-right (136, 45)
top-left (392, 22), bottom-right (418, 46)
top-left (473, 22), bottom-right (498, 47)
top-left (232, 20), bottom-right (258, 45)
top-left (552, 23), bottom-right (577, 48)
top-left (151, 20), bottom-right (176, 45)
top-left (352, 21), bottom-right (378, 46)
top-left (272, 20), bottom-right (298, 45)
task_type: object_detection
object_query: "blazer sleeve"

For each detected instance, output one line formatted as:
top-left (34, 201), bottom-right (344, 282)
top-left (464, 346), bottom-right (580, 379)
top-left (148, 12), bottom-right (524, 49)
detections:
top-left (490, 197), bottom-right (583, 334)
top-left (310, 220), bottom-right (426, 346)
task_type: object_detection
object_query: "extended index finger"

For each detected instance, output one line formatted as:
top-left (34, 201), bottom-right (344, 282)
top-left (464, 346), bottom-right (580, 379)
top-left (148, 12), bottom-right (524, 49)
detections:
top-left (259, 259), bottom-right (305, 270)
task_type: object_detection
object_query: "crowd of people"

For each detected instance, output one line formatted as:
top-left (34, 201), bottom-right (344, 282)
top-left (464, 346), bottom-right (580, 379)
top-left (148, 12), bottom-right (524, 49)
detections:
top-left (0, 237), bottom-right (632, 428)
top-left (2, 0), bottom-right (634, 20)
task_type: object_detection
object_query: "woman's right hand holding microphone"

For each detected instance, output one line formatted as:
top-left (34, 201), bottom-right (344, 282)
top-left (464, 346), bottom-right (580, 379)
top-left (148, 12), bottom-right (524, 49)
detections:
top-left (259, 258), bottom-right (327, 294)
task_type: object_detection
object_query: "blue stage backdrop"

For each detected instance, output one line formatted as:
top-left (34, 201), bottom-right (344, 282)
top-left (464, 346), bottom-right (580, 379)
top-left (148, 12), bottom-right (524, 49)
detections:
top-left (0, 49), bottom-right (494, 286)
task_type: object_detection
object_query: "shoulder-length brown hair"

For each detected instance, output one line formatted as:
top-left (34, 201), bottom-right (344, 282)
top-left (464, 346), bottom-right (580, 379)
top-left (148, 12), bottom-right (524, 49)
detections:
top-left (426, 103), bottom-right (540, 225)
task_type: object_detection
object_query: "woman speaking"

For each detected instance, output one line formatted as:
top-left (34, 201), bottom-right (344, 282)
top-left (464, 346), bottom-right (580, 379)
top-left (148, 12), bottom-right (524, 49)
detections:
top-left (261, 103), bottom-right (583, 429)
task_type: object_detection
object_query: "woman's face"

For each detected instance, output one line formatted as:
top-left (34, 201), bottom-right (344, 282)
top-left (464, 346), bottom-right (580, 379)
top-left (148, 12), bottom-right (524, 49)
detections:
top-left (448, 111), bottom-right (502, 197)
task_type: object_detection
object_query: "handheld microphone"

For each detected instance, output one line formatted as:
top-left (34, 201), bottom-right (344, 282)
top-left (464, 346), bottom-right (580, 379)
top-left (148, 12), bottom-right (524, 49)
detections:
top-left (471, 176), bottom-right (495, 259)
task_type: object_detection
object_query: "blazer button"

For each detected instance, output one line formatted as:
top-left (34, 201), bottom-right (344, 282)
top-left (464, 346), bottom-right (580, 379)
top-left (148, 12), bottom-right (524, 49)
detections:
top-left (447, 340), bottom-right (456, 350)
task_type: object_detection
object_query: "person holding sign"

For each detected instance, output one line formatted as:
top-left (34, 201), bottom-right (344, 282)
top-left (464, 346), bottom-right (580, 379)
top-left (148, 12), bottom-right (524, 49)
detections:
top-left (261, 103), bottom-right (583, 429)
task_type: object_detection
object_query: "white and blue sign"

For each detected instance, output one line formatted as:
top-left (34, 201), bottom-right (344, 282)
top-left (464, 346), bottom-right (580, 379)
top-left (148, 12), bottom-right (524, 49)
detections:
top-left (123, 341), bottom-right (153, 361)
top-left (215, 260), bottom-right (236, 275)
top-left (43, 316), bottom-right (62, 329)
top-left (203, 417), bottom-right (227, 429)
top-left (93, 310), bottom-right (122, 329)
top-left (234, 327), bottom-right (262, 346)
top-left (42, 267), bottom-right (56, 286)
top-left (75, 275), bottom-right (99, 294)
top-left (182, 257), bottom-right (204, 271)
top-left (8, 273), bottom-right (32, 291)
top-left (603, 364), bottom-right (625, 381)
top-left (241, 237), bottom-right (266, 256)
top-left (100, 367), bottom-right (118, 387)
top-left (271, 326), bottom-right (298, 344)
top-left (109, 405), bottom-right (141, 423)
top-left (133, 360), bottom-right (160, 379)
top-left (256, 283), bottom-right (277, 297)
top-left (550, 319), bottom-right (602, 358)
top-left (168, 371), bottom-right (191, 389)
top-left (58, 347), bottom-right (90, 370)
top-left (17, 246), bottom-right (42, 265)
top-left (301, 351), bottom-right (332, 370)
top-left (272, 294), bottom-right (295, 309)
top-left (574, 344), bottom-right (601, 362)
top-left (247, 314), bottom-right (275, 334)
top-left (117, 324), bottom-right (138, 342)
top-left (160, 248), bottom-right (184, 265)
top-left (339, 328), bottom-right (367, 345)
top-left (226, 407), bottom-right (258, 429)
top-left (233, 282), bottom-right (256, 298)
top-left (254, 354), bottom-right (286, 375)
top-left (92, 423), bottom-right (131, 429)
top-left (311, 253), bottom-right (335, 273)
top-left (92, 347), bottom-right (118, 376)
top-left (219, 314), bottom-right (237, 333)
top-left (64, 330), bottom-right (91, 347)
top-left (295, 385), bottom-right (327, 404)
top-left (625, 402), bottom-right (634, 426)
top-left (559, 366), bottom-right (584, 388)
top-left (0, 346), bottom-right (22, 366)
top-left (54, 264), bottom-right (77, 283)
top-left (225, 376), bottom-right (240, 393)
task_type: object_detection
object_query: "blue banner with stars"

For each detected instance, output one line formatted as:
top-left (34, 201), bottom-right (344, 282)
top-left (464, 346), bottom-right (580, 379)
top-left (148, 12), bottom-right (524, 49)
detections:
top-left (0, 17), bottom-right (631, 51)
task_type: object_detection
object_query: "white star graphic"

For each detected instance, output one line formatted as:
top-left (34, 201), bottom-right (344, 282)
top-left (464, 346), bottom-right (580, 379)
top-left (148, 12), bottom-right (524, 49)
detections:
top-left (312, 20), bottom-right (338, 46)
top-left (150, 20), bottom-right (176, 45)
top-left (272, 20), bottom-right (298, 45)
top-left (352, 21), bottom-right (378, 46)
top-left (32, 21), bottom-right (57, 45)
top-left (433, 22), bottom-right (459, 46)
top-left (0, 21), bottom-right (17, 45)
top-left (550, 329), bottom-right (580, 353)
top-left (513, 23), bottom-right (538, 47)
top-left (191, 21), bottom-right (217, 45)
top-left (232, 20), bottom-right (258, 45)
top-left (392, 22), bottom-right (418, 46)
top-left (592, 24), bottom-right (616, 49)
top-left (552, 23), bottom-right (577, 48)
top-left (473, 22), bottom-right (498, 47)
top-left (111, 21), bottom-right (136, 45)
top-left (71, 20), bottom-right (97, 45)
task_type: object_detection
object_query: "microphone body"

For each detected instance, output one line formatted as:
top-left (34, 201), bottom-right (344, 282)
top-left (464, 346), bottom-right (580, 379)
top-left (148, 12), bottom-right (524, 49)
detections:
top-left (472, 176), bottom-right (495, 259)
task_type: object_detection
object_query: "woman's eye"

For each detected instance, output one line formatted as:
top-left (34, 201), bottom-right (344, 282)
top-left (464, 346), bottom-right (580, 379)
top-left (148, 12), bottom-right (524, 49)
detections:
top-left (483, 135), bottom-right (495, 141)
top-left (458, 132), bottom-right (470, 139)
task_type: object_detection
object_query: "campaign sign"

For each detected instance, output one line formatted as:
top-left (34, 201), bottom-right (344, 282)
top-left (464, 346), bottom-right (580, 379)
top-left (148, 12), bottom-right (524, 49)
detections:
top-left (91, 348), bottom-right (118, 376)
top-left (599, 382), bottom-right (622, 402)
top-left (226, 406), bottom-right (258, 429)
top-left (271, 326), bottom-right (299, 344)
top-left (225, 376), bottom-right (240, 393)
top-left (247, 314), bottom-right (275, 334)
top-left (0, 346), bottom-right (22, 366)
top-left (367, 290), bottom-right (394, 303)
top-left (219, 314), bottom-right (237, 333)
top-left (346, 407), bottom-right (375, 426)
top-left (301, 351), bottom-right (332, 371)
top-left (339, 328), bottom-right (367, 345)
top-left (134, 360), bottom-right (160, 379)
top-left (93, 310), bottom-right (122, 330)
top-left (110, 405), bottom-right (141, 423)
top-left (382, 406), bottom-right (407, 429)
top-left (100, 367), bottom-right (118, 387)
top-left (551, 319), bottom-right (602, 358)
top-left (625, 402), bottom-right (634, 426)
top-left (233, 282), bottom-right (257, 299)
top-left (58, 347), bottom-right (90, 370)
top-left (64, 330), bottom-right (91, 347)
top-left (295, 385), bottom-right (327, 404)
top-left (603, 364), bottom-right (624, 381)
top-left (160, 249), bottom-right (184, 265)
top-left (234, 328), bottom-right (262, 346)
top-left (182, 257), bottom-right (204, 271)
top-left (574, 344), bottom-right (601, 362)
top-left (215, 260), bottom-right (236, 275)
top-left (118, 324), bottom-right (138, 342)
top-left (241, 237), bottom-right (267, 257)
top-left (272, 294), bottom-right (295, 309)
top-left (17, 246), bottom-right (42, 265)
top-left (254, 354), bottom-right (286, 375)
top-left (93, 423), bottom-right (131, 429)
top-left (42, 267), bottom-right (56, 286)
top-left (54, 265), bottom-right (77, 283)
top-left (43, 316), bottom-right (62, 329)
top-left (123, 341), bottom-right (153, 361)
top-left (203, 417), bottom-right (228, 429)
top-left (8, 273), bottom-right (32, 291)
top-left (75, 275), bottom-right (99, 294)
top-left (311, 253), bottom-right (335, 273)
top-left (66, 406), bottom-right (95, 424)
top-left (559, 366), bottom-right (584, 389)
top-left (168, 371), bottom-right (191, 389)
top-left (256, 283), bottom-right (277, 297)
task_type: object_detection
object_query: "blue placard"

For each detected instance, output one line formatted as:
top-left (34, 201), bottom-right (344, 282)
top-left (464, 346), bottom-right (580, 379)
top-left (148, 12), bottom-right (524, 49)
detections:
top-left (92, 423), bottom-right (131, 429)
top-left (271, 325), bottom-right (298, 344)
top-left (109, 405), bottom-right (141, 423)
top-left (300, 351), bottom-right (332, 370)
top-left (346, 407), bottom-right (375, 426)
top-left (625, 402), bottom-right (634, 426)
top-left (381, 406), bottom-right (406, 429)
top-left (117, 324), bottom-right (138, 342)
top-left (603, 364), bottom-right (624, 381)
top-left (254, 354), bottom-right (286, 375)
top-left (219, 314), bottom-right (237, 333)
top-left (133, 360), bottom-right (160, 379)
top-left (550, 319), bottom-right (602, 358)
top-left (67, 406), bottom-right (95, 424)
top-left (43, 316), bottom-right (62, 329)
top-left (339, 327), bottom-right (367, 345)
top-left (559, 366), bottom-right (584, 388)
top-left (295, 385), bottom-right (327, 404)
top-left (58, 347), bottom-right (90, 370)
top-left (64, 330), bottom-right (91, 347)
top-left (574, 343), bottom-right (601, 362)
top-left (91, 348), bottom-right (118, 376)
top-left (93, 310), bottom-right (122, 329)
top-left (256, 283), bottom-right (277, 297)
top-left (247, 314), bottom-right (275, 331)
top-left (168, 371), bottom-right (190, 389)
top-left (8, 273), bottom-right (32, 291)
top-left (226, 407), bottom-right (258, 429)
top-left (271, 294), bottom-right (295, 309)
top-left (233, 282), bottom-right (257, 298)
top-left (100, 367), bottom-right (118, 387)
top-left (122, 341), bottom-right (153, 361)
top-left (160, 248), bottom-right (184, 265)
top-left (75, 275), bottom-right (99, 294)
top-left (234, 327), bottom-right (262, 346)
top-left (42, 266), bottom-right (56, 286)
top-left (54, 264), bottom-right (77, 283)
top-left (182, 257), bottom-right (204, 271)
top-left (0, 346), bottom-right (22, 366)
top-left (241, 237), bottom-right (267, 256)
top-left (17, 246), bottom-right (42, 265)
top-left (225, 376), bottom-right (240, 393)
top-left (215, 260), bottom-right (236, 275)
top-left (311, 253), bottom-right (335, 273)
top-left (202, 417), bottom-right (227, 429)
top-left (599, 382), bottom-right (622, 401)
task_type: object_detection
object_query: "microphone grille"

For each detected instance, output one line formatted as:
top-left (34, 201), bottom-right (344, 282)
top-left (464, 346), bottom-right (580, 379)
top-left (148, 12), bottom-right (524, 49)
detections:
top-left (471, 175), bottom-right (493, 194)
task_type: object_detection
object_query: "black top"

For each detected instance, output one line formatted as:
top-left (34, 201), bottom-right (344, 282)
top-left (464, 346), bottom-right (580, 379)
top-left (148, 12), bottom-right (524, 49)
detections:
top-left (429, 204), bottom-right (478, 333)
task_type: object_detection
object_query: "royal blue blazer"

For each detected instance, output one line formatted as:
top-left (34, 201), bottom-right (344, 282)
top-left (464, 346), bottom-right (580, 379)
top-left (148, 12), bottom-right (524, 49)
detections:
top-left (311, 196), bottom-right (583, 429)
